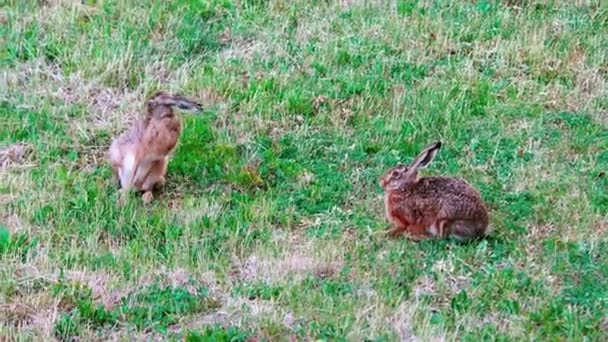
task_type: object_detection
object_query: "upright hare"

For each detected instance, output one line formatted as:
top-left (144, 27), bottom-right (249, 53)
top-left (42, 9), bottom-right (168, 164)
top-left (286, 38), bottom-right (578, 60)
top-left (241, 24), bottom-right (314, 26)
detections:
top-left (108, 91), bottom-right (202, 204)
top-left (380, 141), bottom-right (489, 241)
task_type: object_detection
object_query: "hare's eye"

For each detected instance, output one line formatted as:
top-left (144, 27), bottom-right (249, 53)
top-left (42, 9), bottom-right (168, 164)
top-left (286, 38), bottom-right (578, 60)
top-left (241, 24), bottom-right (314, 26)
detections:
top-left (391, 170), bottom-right (400, 177)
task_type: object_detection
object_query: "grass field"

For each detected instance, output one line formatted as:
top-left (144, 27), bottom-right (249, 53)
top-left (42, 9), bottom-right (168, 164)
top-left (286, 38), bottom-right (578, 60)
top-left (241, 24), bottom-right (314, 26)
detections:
top-left (1, 0), bottom-right (608, 340)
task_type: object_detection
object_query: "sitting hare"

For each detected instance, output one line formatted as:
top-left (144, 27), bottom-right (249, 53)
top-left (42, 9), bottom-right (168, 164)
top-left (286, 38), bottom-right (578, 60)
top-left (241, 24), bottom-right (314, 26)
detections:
top-left (380, 141), bottom-right (489, 241)
top-left (108, 91), bottom-right (202, 204)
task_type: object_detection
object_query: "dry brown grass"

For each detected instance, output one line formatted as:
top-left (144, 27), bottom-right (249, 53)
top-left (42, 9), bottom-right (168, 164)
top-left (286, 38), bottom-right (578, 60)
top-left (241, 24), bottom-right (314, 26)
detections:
top-left (231, 236), bottom-right (344, 284)
top-left (2, 0), bottom-right (606, 339)
top-left (3, 59), bottom-right (142, 131)
top-left (0, 143), bottom-right (31, 170)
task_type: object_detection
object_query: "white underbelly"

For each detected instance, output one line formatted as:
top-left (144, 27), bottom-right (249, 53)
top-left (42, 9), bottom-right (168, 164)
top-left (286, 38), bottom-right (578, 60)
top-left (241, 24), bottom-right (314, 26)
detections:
top-left (119, 152), bottom-right (136, 187)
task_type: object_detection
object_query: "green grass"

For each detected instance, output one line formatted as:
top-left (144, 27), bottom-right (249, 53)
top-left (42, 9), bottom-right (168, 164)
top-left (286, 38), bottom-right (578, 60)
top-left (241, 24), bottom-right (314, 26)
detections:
top-left (1, 0), bottom-right (607, 340)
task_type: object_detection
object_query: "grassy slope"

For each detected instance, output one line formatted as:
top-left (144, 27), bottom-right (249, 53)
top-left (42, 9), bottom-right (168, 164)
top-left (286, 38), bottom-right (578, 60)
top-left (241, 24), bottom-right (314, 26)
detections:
top-left (1, 0), bottom-right (607, 340)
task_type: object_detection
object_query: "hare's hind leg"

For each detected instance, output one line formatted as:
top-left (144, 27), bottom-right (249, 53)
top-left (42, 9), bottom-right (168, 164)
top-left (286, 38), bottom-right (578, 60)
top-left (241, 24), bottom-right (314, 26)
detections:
top-left (140, 158), bottom-right (168, 204)
top-left (447, 220), bottom-right (485, 242)
top-left (141, 158), bottom-right (167, 190)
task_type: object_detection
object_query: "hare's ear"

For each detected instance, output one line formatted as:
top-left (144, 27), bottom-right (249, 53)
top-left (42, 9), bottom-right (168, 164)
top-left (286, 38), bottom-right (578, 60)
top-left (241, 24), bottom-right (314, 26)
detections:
top-left (169, 96), bottom-right (203, 111)
top-left (150, 94), bottom-right (203, 111)
top-left (406, 141), bottom-right (442, 176)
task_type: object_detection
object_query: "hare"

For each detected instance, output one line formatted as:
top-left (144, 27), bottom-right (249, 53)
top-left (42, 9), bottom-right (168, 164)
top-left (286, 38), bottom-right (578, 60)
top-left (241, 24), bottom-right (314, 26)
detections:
top-left (380, 141), bottom-right (489, 242)
top-left (108, 91), bottom-right (202, 204)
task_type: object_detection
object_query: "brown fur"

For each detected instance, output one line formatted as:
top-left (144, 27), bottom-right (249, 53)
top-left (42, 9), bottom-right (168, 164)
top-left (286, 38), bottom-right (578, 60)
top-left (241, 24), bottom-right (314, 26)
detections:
top-left (380, 141), bottom-right (489, 241)
top-left (107, 91), bottom-right (202, 204)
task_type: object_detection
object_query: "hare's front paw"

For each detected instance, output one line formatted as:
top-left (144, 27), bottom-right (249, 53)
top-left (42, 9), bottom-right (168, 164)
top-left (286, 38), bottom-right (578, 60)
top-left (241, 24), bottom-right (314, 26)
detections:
top-left (406, 233), bottom-right (429, 241)
top-left (142, 191), bottom-right (154, 204)
top-left (386, 226), bottom-right (405, 238)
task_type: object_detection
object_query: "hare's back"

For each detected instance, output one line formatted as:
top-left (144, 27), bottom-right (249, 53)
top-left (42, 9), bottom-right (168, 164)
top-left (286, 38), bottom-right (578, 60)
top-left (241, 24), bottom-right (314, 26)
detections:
top-left (419, 176), bottom-right (487, 219)
top-left (108, 120), bottom-right (146, 161)
top-left (419, 177), bottom-right (481, 197)
top-left (115, 120), bottom-right (146, 146)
